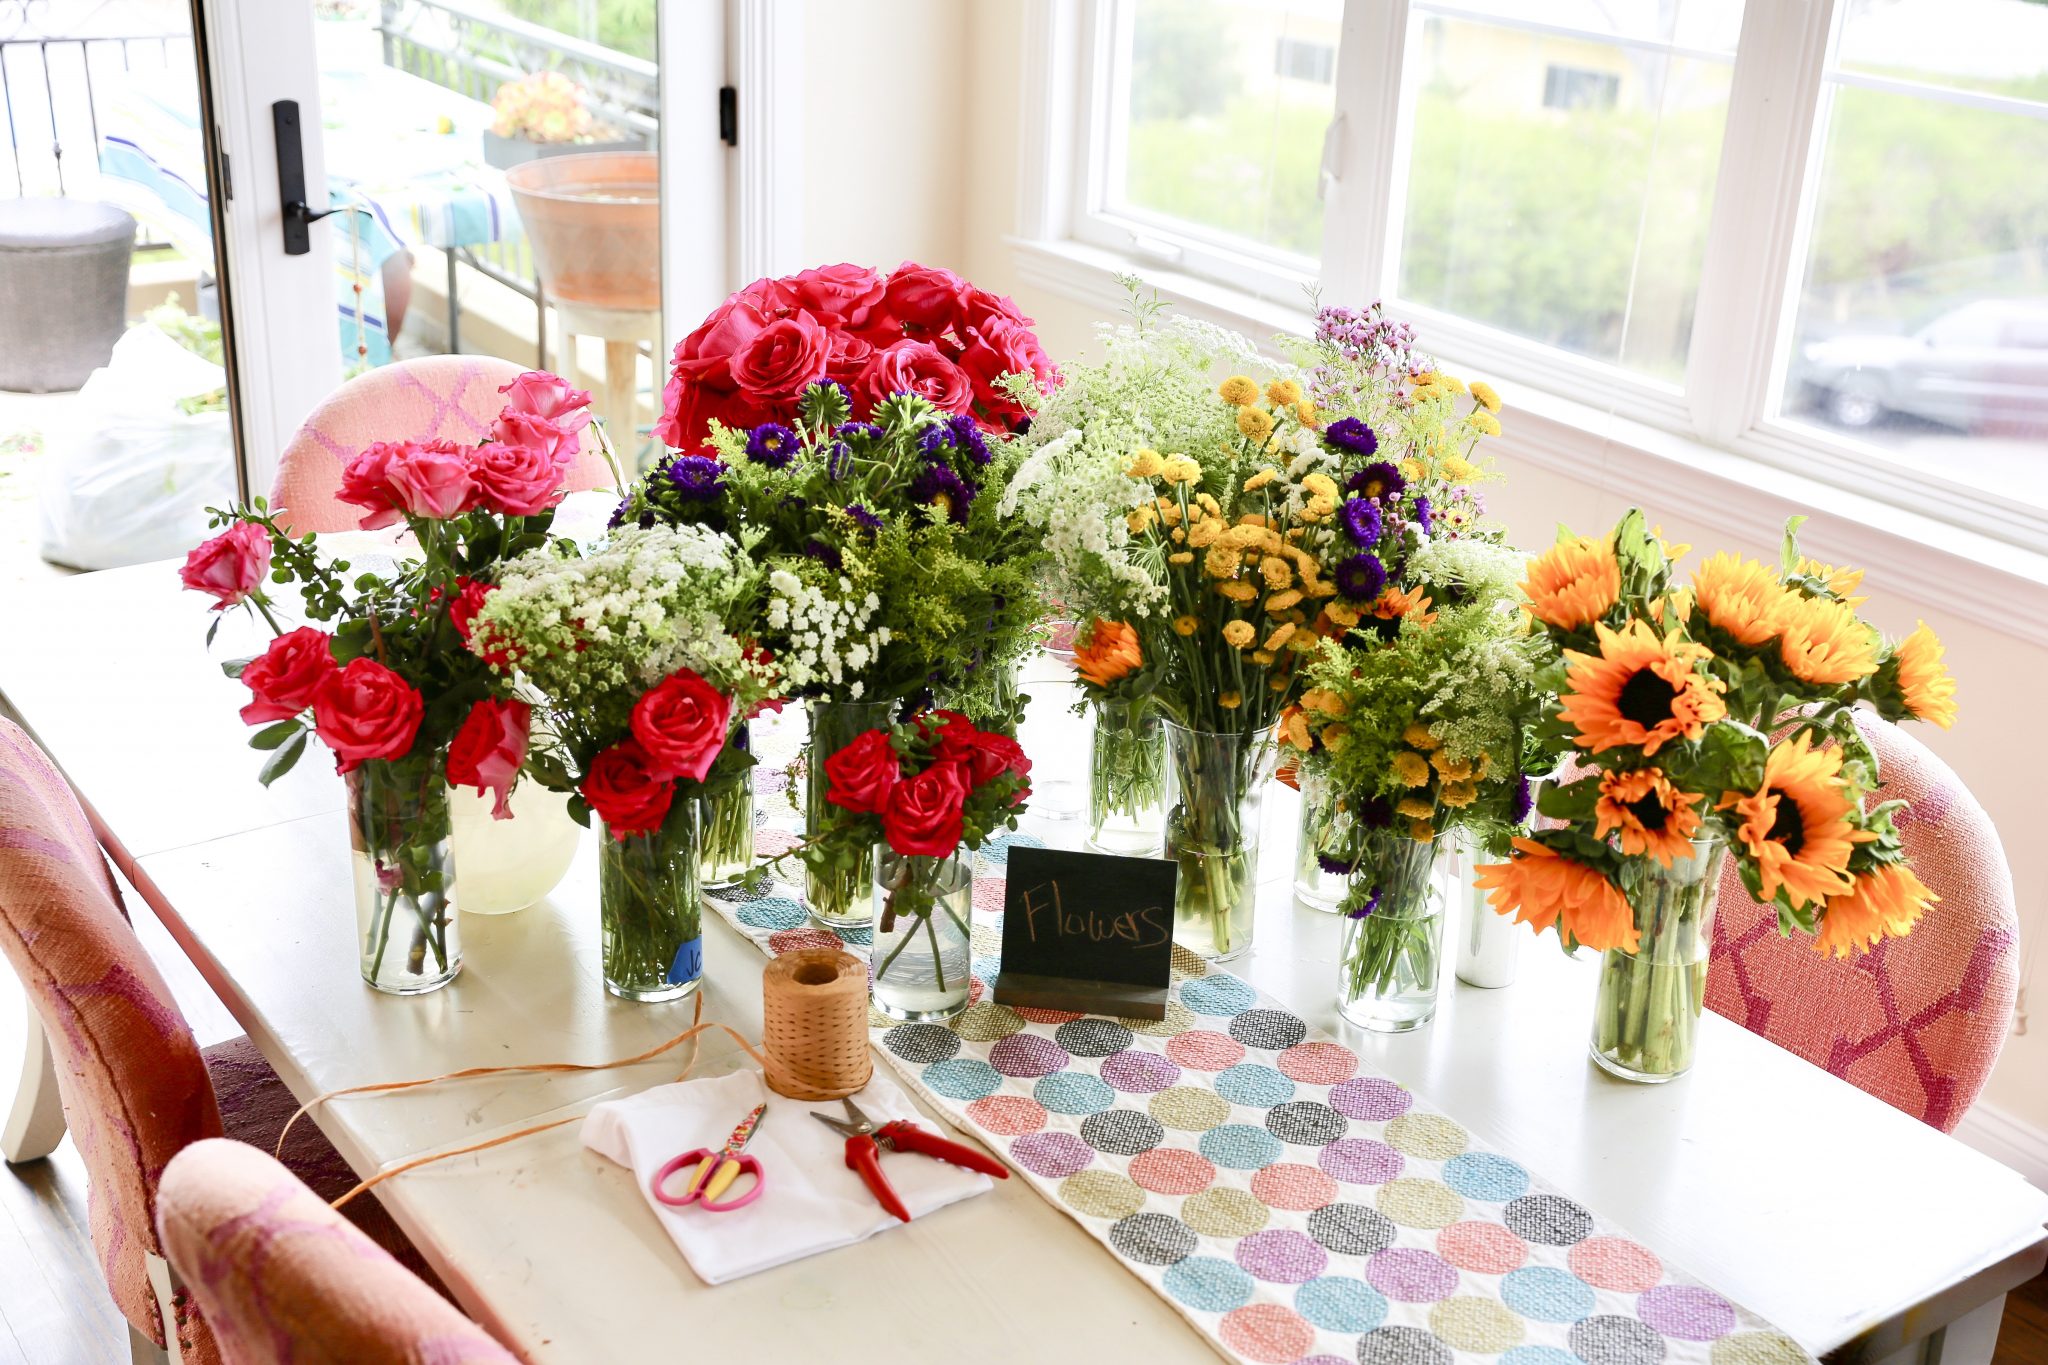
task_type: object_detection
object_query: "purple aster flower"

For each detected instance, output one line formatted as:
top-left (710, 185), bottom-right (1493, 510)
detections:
top-left (1511, 775), bottom-right (1534, 825)
top-left (915, 423), bottom-right (952, 462)
top-left (947, 413), bottom-right (992, 465)
top-left (1338, 497), bottom-right (1383, 546)
top-left (1412, 495), bottom-right (1434, 533)
top-left (1323, 416), bottom-right (1379, 458)
top-left (909, 463), bottom-right (973, 524)
top-left (744, 422), bottom-right (798, 468)
top-left (1347, 889), bottom-right (1383, 921)
top-left (1316, 852), bottom-right (1353, 877)
top-left (834, 421), bottom-right (883, 443)
top-left (1347, 461), bottom-right (1405, 501)
top-left (845, 502), bottom-right (883, 532)
top-left (1333, 552), bottom-right (1388, 603)
top-left (802, 540), bottom-right (844, 571)
top-left (1357, 796), bottom-right (1394, 829)
top-left (607, 495), bottom-right (634, 529)
top-left (665, 454), bottom-right (725, 502)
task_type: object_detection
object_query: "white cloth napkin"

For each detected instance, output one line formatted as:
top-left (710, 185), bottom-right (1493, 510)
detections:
top-left (581, 1069), bottom-right (996, 1284)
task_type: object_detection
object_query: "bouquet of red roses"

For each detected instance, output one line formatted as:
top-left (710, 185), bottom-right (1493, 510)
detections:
top-left (180, 370), bottom-right (595, 994)
top-left (652, 261), bottom-right (1057, 451)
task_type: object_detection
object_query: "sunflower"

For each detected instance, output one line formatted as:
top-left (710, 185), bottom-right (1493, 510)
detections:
top-left (1557, 621), bottom-right (1727, 756)
top-left (1593, 768), bottom-right (1703, 865)
top-left (1779, 594), bottom-right (1879, 685)
top-left (1522, 534), bottom-right (1620, 631)
top-left (1721, 733), bottom-right (1864, 910)
top-left (1691, 552), bottom-right (1792, 646)
top-left (1372, 584), bottom-right (1436, 626)
top-left (1893, 622), bottom-right (1957, 730)
top-left (1795, 556), bottom-right (1866, 604)
top-left (1074, 619), bottom-right (1142, 689)
top-left (1813, 863), bottom-right (1937, 959)
top-left (1474, 839), bottom-right (1640, 953)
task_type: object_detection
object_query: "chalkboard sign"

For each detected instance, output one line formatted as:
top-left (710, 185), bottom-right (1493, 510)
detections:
top-left (992, 846), bottom-right (1178, 1019)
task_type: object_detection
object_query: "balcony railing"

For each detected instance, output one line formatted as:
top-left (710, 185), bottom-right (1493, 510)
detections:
top-left (0, 33), bottom-right (194, 199)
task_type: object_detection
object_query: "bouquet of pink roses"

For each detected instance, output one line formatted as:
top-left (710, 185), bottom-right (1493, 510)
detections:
top-left (180, 370), bottom-right (597, 995)
top-left (652, 261), bottom-right (1057, 451)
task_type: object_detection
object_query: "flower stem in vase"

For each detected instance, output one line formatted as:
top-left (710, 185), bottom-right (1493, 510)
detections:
top-left (598, 807), bottom-right (704, 1003)
top-left (1590, 839), bottom-right (1723, 1083)
top-left (1336, 829), bottom-right (1452, 1032)
top-left (698, 726), bottom-right (755, 890)
top-left (347, 758), bottom-right (461, 996)
top-left (1087, 698), bottom-right (1164, 855)
top-left (870, 848), bottom-right (972, 1022)
top-left (803, 697), bottom-right (895, 926)
top-left (1162, 721), bottom-right (1273, 963)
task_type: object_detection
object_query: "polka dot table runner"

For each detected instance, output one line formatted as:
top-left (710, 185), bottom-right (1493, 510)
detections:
top-left (717, 740), bottom-right (1813, 1365)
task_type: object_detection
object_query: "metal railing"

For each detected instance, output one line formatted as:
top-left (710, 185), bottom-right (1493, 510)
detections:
top-left (376, 0), bottom-right (658, 141)
top-left (0, 33), bottom-right (194, 198)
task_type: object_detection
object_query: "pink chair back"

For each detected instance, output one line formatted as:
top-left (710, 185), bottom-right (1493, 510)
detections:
top-left (0, 718), bottom-right (222, 1358)
top-left (157, 1139), bottom-right (517, 1365)
top-left (1705, 711), bottom-right (2018, 1131)
top-left (268, 354), bottom-right (613, 534)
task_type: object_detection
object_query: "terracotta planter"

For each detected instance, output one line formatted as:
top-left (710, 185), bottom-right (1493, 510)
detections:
top-left (505, 151), bottom-right (660, 311)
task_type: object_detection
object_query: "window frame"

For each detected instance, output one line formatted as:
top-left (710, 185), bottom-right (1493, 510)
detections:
top-left (1024, 0), bottom-right (2048, 557)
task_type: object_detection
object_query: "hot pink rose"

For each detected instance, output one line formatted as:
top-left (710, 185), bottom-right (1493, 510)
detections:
top-left (180, 520), bottom-right (272, 609)
top-left (313, 658), bottom-right (423, 773)
top-left (884, 263), bottom-right (969, 335)
top-left (962, 288), bottom-right (1031, 331)
top-left (388, 440), bottom-right (478, 520)
top-left (854, 340), bottom-right (975, 418)
top-left (469, 439), bottom-right (567, 516)
top-left (493, 409), bottom-right (581, 466)
top-left (673, 296), bottom-right (774, 393)
top-left (783, 263), bottom-right (887, 329)
top-left (446, 697), bottom-right (531, 820)
top-left (629, 669), bottom-right (733, 783)
top-left (958, 315), bottom-right (1058, 425)
top-left (730, 310), bottom-right (832, 406)
top-left (497, 370), bottom-right (592, 432)
top-left (237, 626), bottom-right (337, 724)
top-left (335, 441), bottom-right (410, 529)
top-left (825, 329), bottom-right (877, 389)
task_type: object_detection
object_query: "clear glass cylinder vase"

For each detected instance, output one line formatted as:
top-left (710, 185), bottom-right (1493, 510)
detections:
top-left (347, 758), bottom-right (461, 995)
top-left (1162, 720), bottom-right (1276, 963)
top-left (698, 724), bottom-right (755, 890)
top-left (1590, 839), bottom-right (1725, 1083)
top-left (1291, 764), bottom-right (1355, 912)
top-left (803, 698), bottom-right (896, 927)
top-left (1087, 699), bottom-right (1164, 856)
top-left (870, 848), bottom-right (973, 1022)
top-left (1336, 830), bottom-right (1454, 1032)
top-left (598, 806), bottom-right (704, 1003)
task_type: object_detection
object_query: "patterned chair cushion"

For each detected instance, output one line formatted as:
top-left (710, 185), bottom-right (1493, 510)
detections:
top-left (158, 1139), bottom-right (516, 1365)
top-left (268, 354), bottom-right (614, 534)
top-left (1705, 711), bottom-right (2018, 1131)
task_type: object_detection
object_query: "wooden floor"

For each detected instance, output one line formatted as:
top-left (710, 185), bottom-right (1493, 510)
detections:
top-left (2001, 1271), bottom-right (2048, 1365)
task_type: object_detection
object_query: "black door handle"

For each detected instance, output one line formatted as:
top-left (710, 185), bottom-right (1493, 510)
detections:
top-left (272, 99), bottom-right (340, 255)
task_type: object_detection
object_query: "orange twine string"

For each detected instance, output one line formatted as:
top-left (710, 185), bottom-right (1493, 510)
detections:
top-left (275, 996), bottom-right (773, 1210)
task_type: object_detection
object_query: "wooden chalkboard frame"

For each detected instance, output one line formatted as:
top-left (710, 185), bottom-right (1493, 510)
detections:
top-left (992, 846), bottom-right (1178, 1020)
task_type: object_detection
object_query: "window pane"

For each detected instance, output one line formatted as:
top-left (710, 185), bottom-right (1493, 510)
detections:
top-left (1112, 0), bottom-right (1341, 264)
top-left (1836, 0), bottom-right (2048, 98)
top-left (1779, 3), bottom-right (2048, 508)
top-left (1393, 5), bottom-right (1741, 382)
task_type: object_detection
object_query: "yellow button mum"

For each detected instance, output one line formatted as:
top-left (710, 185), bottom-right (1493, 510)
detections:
top-left (1236, 406), bottom-right (1276, 442)
top-left (1470, 381), bottom-right (1502, 414)
top-left (1125, 448), bottom-right (1164, 478)
top-left (1266, 378), bottom-right (1303, 406)
top-left (1162, 456), bottom-right (1203, 485)
top-left (1217, 375), bottom-right (1259, 406)
top-left (1221, 620), bottom-right (1256, 648)
top-left (1392, 752), bottom-right (1432, 787)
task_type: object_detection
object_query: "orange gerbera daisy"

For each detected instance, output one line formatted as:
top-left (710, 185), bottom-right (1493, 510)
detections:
top-left (1690, 552), bottom-right (1793, 646)
top-left (1474, 839), bottom-right (1640, 953)
top-left (1721, 733), bottom-right (1865, 911)
top-left (1522, 534), bottom-right (1620, 631)
top-left (1893, 622), bottom-right (1957, 730)
top-left (1778, 594), bottom-right (1878, 686)
top-left (1074, 618), bottom-right (1142, 690)
top-left (1372, 584), bottom-right (1436, 626)
top-left (1813, 863), bottom-right (1937, 959)
top-left (1593, 768), bottom-right (1704, 865)
top-left (1557, 621), bottom-right (1727, 756)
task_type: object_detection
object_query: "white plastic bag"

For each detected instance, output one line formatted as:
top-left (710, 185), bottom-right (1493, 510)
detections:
top-left (38, 323), bottom-right (236, 570)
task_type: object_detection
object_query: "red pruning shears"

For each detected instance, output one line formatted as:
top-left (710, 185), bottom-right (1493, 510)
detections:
top-left (810, 1097), bottom-right (1008, 1223)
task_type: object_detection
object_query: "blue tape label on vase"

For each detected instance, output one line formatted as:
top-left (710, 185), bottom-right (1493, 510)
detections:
top-left (668, 936), bottom-right (704, 985)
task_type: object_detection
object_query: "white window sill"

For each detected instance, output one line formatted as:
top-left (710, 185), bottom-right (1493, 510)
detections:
top-left (1010, 235), bottom-right (2048, 643)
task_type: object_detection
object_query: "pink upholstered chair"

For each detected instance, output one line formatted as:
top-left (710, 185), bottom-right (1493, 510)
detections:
top-left (158, 1140), bottom-right (515, 1365)
top-left (1705, 711), bottom-right (2019, 1131)
top-left (0, 719), bottom-right (430, 1362)
top-left (268, 354), bottom-right (615, 534)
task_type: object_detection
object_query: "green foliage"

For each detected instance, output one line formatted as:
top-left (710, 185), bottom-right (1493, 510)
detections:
top-left (499, 0), bottom-right (656, 61)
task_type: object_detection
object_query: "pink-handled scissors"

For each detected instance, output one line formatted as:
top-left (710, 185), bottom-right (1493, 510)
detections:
top-left (651, 1102), bottom-right (768, 1212)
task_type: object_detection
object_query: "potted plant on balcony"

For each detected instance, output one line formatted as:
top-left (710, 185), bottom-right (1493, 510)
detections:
top-left (483, 70), bottom-right (643, 169)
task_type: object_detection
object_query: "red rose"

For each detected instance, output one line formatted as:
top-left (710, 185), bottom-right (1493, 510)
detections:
top-left (313, 658), bottom-right (424, 773)
top-left (884, 263), bottom-right (969, 336)
top-left (469, 438), bottom-right (568, 516)
top-left (629, 669), bottom-right (733, 783)
top-left (180, 520), bottom-right (272, 609)
top-left (730, 310), bottom-right (832, 406)
top-left (962, 287), bottom-right (1031, 331)
top-left (824, 728), bottom-right (901, 815)
top-left (854, 340), bottom-right (974, 418)
top-left (783, 263), bottom-right (887, 329)
top-left (825, 328), bottom-right (877, 389)
top-left (446, 698), bottom-right (531, 820)
top-left (581, 738), bottom-right (675, 838)
top-left (880, 760), bottom-right (969, 857)
top-left (491, 410), bottom-right (580, 468)
top-left (957, 315), bottom-right (1058, 425)
top-left (238, 627), bottom-right (337, 725)
top-left (497, 370), bottom-right (592, 432)
top-left (675, 296), bottom-right (773, 392)
top-left (928, 712), bottom-right (1033, 792)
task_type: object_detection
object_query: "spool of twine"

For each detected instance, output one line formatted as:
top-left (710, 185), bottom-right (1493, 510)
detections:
top-left (762, 948), bottom-right (873, 1100)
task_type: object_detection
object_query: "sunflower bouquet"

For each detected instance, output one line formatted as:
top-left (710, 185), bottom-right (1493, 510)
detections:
top-left (1476, 509), bottom-right (1957, 1079)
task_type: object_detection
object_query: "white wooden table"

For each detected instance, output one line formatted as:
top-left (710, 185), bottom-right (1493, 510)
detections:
top-left (3, 561), bottom-right (2044, 1364)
